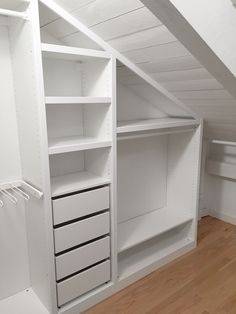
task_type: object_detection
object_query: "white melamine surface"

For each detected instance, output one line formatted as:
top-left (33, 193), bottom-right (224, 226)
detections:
top-left (117, 136), bottom-right (167, 223)
top-left (119, 235), bottom-right (193, 279)
top-left (54, 212), bottom-right (110, 253)
top-left (45, 96), bottom-right (111, 104)
top-left (207, 160), bottom-right (236, 180)
top-left (117, 118), bottom-right (199, 134)
top-left (57, 260), bottom-right (110, 306)
top-left (48, 136), bottom-right (112, 154)
top-left (118, 207), bottom-right (193, 252)
top-left (56, 236), bottom-right (110, 280)
top-left (41, 43), bottom-right (110, 61)
top-left (53, 186), bottom-right (110, 225)
top-left (0, 289), bottom-right (49, 314)
top-left (51, 171), bottom-right (110, 197)
top-left (0, 25), bottom-right (29, 300)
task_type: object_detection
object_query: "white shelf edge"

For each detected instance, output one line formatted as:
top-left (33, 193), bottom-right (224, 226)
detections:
top-left (206, 159), bottom-right (236, 180)
top-left (51, 171), bottom-right (110, 197)
top-left (117, 118), bottom-right (199, 134)
top-left (41, 43), bottom-right (111, 60)
top-left (45, 96), bottom-right (111, 104)
top-left (48, 137), bottom-right (112, 155)
top-left (118, 208), bottom-right (194, 253)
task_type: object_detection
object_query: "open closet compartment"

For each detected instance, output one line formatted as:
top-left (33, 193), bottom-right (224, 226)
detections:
top-left (49, 148), bottom-right (112, 197)
top-left (117, 62), bottom-right (202, 280)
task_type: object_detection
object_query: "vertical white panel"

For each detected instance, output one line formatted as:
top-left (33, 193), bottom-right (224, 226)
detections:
top-left (117, 136), bottom-right (167, 223)
top-left (0, 26), bottom-right (30, 300)
top-left (10, 1), bottom-right (57, 312)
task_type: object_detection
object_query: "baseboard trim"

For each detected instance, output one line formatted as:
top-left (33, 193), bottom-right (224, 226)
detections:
top-left (210, 210), bottom-right (236, 225)
top-left (199, 208), bottom-right (210, 219)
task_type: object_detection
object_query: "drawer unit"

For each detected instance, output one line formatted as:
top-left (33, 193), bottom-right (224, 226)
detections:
top-left (54, 212), bottom-right (110, 253)
top-left (53, 186), bottom-right (110, 225)
top-left (57, 260), bottom-right (110, 306)
top-left (56, 236), bottom-right (110, 280)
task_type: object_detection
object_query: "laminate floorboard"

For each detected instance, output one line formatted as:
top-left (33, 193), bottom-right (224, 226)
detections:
top-left (85, 217), bottom-right (236, 314)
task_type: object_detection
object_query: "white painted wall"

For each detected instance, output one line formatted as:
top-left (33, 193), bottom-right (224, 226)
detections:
top-left (170, 0), bottom-right (236, 77)
top-left (0, 26), bottom-right (30, 300)
top-left (204, 143), bottom-right (236, 224)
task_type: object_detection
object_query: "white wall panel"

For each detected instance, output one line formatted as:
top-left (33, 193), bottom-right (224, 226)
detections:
top-left (109, 25), bottom-right (175, 52)
top-left (0, 26), bottom-right (29, 301)
top-left (92, 7), bottom-right (161, 41)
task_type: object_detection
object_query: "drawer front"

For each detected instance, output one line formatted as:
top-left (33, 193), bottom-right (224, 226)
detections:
top-left (54, 212), bottom-right (110, 253)
top-left (53, 186), bottom-right (109, 225)
top-left (57, 260), bottom-right (110, 306)
top-left (56, 236), bottom-right (110, 280)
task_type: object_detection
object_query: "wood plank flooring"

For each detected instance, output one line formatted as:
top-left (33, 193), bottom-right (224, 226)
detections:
top-left (85, 217), bottom-right (236, 314)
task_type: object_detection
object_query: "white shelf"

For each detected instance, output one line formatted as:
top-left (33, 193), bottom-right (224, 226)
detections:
top-left (0, 289), bottom-right (49, 314)
top-left (207, 160), bottom-right (236, 180)
top-left (41, 43), bottom-right (110, 61)
top-left (51, 171), bottom-right (110, 197)
top-left (117, 118), bottom-right (199, 134)
top-left (45, 96), bottom-right (111, 105)
top-left (118, 207), bottom-right (194, 253)
top-left (118, 237), bottom-right (194, 280)
top-left (48, 136), bottom-right (112, 155)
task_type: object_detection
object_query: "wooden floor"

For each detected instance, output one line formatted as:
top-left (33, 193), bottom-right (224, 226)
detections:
top-left (86, 217), bottom-right (236, 314)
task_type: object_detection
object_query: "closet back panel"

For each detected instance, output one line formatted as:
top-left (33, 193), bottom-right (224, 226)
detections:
top-left (43, 58), bottom-right (111, 97)
top-left (50, 148), bottom-right (111, 179)
top-left (117, 136), bottom-right (167, 223)
top-left (43, 58), bottom-right (82, 96)
top-left (0, 26), bottom-right (29, 300)
top-left (117, 81), bottom-right (166, 121)
top-left (46, 103), bottom-right (111, 140)
top-left (167, 131), bottom-right (198, 211)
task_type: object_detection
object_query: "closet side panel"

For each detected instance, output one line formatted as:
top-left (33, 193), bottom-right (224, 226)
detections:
top-left (9, 2), bottom-right (57, 313)
top-left (0, 25), bottom-right (30, 301)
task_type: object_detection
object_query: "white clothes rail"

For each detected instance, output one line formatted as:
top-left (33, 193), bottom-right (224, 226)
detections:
top-left (0, 180), bottom-right (43, 207)
top-left (210, 139), bottom-right (236, 147)
top-left (0, 9), bottom-right (28, 19)
top-left (117, 127), bottom-right (195, 141)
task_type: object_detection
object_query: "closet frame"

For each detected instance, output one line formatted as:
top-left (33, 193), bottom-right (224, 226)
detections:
top-left (0, 0), bottom-right (202, 313)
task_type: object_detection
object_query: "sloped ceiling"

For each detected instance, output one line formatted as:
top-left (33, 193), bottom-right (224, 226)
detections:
top-left (43, 0), bottom-right (236, 140)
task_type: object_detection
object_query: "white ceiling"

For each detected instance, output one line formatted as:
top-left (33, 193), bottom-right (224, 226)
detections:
top-left (40, 0), bottom-right (236, 140)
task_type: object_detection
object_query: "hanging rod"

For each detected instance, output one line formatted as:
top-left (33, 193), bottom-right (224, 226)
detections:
top-left (0, 180), bottom-right (43, 200)
top-left (117, 127), bottom-right (195, 141)
top-left (0, 9), bottom-right (28, 19)
top-left (210, 140), bottom-right (236, 147)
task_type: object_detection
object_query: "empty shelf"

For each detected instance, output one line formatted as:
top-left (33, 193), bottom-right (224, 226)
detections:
top-left (118, 207), bottom-right (194, 252)
top-left (118, 237), bottom-right (194, 280)
top-left (45, 96), bottom-right (111, 104)
top-left (41, 43), bottom-right (110, 61)
top-left (48, 136), bottom-right (112, 155)
top-left (207, 160), bottom-right (236, 180)
top-left (117, 118), bottom-right (199, 134)
top-left (51, 171), bottom-right (110, 197)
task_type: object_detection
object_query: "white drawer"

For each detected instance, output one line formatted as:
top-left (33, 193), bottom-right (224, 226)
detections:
top-left (54, 212), bottom-right (110, 253)
top-left (57, 260), bottom-right (110, 306)
top-left (56, 236), bottom-right (110, 280)
top-left (53, 186), bottom-right (109, 225)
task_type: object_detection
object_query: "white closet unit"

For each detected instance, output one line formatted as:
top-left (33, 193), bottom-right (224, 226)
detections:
top-left (0, 1), bottom-right (202, 313)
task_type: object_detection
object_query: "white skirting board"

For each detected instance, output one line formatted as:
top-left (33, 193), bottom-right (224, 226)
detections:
top-left (0, 289), bottom-right (49, 314)
top-left (210, 210), bottom-right (236, 225)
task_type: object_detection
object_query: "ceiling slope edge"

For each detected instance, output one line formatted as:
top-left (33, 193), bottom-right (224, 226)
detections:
top-left (40, 0), bottom-right (200, 120)
top-left (141, 0), bottom-right (236, 100)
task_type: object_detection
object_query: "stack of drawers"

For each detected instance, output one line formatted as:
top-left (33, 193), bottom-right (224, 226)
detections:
top-left (52, 186), bottom-right (111, 306)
